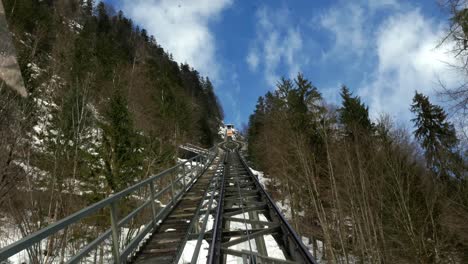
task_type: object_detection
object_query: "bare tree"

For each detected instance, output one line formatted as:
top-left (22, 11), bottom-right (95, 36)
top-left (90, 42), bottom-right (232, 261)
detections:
top-left (437, 0), bottom-right (468, 142)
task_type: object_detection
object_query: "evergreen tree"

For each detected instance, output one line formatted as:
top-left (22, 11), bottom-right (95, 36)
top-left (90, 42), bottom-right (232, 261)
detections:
top-left (100, 88), bottom-right (143, 191)
top-left (247, 96), bottom-right (266, 162)
top-left (276, 77), bottom-right (294, 103)
top-left (295, 73), bottom-right (323, 114)
top-left (96, 2), bottom-right (110, 34)
top-left (339, 86), bottom-right (373, 136)
top-left (411, 91), bottom-right (463, 179)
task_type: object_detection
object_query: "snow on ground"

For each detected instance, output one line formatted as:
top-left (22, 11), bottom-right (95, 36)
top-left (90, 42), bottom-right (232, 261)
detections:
top-left (302, 236), bottom-right (326, 262)
top-left (249, 167), bottom-right (292, 219)
top-left (177, 203), bottom-right (216, 263)
top-left (249, 167), bottom-right (326, 261)
top-left (224, 212), bottom-right (288, 263)
top-left (0, 220), bottom-right (30, 263)
top-left (27, 62), bottom-right (42, 79)
top-left (276, 198), bottom-right (292, 219)
top-left (257, 214), bottom-right (286, 260)
top-left (13, 161), bottom-right (48, 181)
top-left (218, 125), bottom-right (227, 139)
top-left (67, 20), bottom-right (83, 32)
top-left (177, 158), bottom-right (207, 186)
top-left (0, 218), bottom-right (149, 264)
top-left (249, 168), bottom-right (269, 189)
top-left (178, 239), bottom-right (210, 264)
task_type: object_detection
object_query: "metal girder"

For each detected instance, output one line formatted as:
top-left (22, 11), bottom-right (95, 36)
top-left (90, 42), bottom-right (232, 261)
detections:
top-left (206, 141), bottom-right (317, 264)
top-left (221, 248), bottom-right (298, 264)
top-left (223, 217), bottom-right (278, 227)
top-left (221, 226), bottom-right (280, 248)
top-left (223, 205), bottom-right (268, 217)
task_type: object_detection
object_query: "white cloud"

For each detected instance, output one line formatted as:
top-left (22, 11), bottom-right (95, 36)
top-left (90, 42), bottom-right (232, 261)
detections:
top-left (318, 0), bottom-right (463, 125)
top-left (359, 9), bottom-right (462, 123)
top-left (247, 7), bottom-right (306, 86)
top-left (121, 0), bottom-right (232, 80)
top-left (320, 3), bottom-right (367, 57)
top-left (319, 0), bottom-right (401, 59)
top-left (246, 50), bottom-right (259, 71)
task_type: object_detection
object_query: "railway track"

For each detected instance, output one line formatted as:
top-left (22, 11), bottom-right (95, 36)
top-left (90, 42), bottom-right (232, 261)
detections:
top-left (130, 154), bottom-right (224, 264)
top-left (208, 141), bottom-right (316, 264)
top-left (0, 141), bottom-right (317, 264)
top-left (130, 140), bottom-right (316, 263)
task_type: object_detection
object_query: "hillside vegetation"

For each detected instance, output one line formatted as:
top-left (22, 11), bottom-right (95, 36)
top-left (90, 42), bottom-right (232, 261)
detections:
top-left (0, 0), bottom-right (222, 260)
top-left (247, 74), bottom-right (467, 263)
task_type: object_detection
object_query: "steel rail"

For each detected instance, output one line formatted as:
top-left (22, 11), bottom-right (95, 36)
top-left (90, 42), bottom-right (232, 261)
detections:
top-left (207, 141), bottom-right (317, 264)
top-left (238, 150), bottom-right (318, 264)
top-left (190, 165), bottom-right (222, 264)
top-left (172, 154), bottom-right (224, 264)
top-left (0, 147), bottom-right (217, 263)
top-left (231, 154), bottom-right (256, 261)
top-left (207, 152), bottom-right (228, 264)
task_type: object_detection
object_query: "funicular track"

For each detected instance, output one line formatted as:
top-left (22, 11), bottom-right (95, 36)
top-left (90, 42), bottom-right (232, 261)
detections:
top-left (132, 141), bottom-right (316, 263)
top-left (0, 141), bottom-right (317, 264)
top-left (131, 154), bottom-right (224, 264)
top-left (207, 141), bottom-right (317, 264)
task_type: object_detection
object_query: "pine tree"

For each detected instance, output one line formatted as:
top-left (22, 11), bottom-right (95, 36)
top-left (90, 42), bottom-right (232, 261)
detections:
top-left (247, 96), bottom-right (266, 164)
top-left (339, 85), bottom-right (373, 136)
top-left (100, 88), bottom-right (143, 191)
top-left (96, 2), bottom-right (110, 34)
top-left (411, 91), bottom-right (463, 179)
top-left (294, 73), bottom-right (324, 118)
top-left (275, 77), bottom-right (293, 102)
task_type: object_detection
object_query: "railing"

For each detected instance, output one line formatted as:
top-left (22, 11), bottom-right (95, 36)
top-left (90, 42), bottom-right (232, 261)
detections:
top-left (0, 147), bottom-right (218, 263)
top-left (179, 143), bottom-right (210, 155)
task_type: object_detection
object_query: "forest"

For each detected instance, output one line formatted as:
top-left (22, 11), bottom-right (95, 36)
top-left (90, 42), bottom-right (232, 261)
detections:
top-left (246, 2), bottom-right (468, 261)
top-left (247, 75), bottom-right (467, 262)
top-left (0, 0), bottom-right (222, 261)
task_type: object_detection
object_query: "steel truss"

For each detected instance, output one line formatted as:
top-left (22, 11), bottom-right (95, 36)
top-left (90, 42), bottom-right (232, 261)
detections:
top-left (0, 141), bottom-right (317, 264)
top-left (205, 142), bottom-right (317, 264)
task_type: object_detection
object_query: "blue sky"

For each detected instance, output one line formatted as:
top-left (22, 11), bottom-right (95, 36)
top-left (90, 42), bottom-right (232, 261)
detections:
top-left (105, 0), bottom-right (463, 128)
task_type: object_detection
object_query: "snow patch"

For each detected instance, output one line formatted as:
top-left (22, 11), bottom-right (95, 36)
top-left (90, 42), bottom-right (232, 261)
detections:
top-left (27, 62), bottom-right (42, 79)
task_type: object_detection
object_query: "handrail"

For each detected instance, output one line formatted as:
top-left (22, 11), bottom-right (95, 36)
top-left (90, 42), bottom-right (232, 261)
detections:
top-left (0, 146), bottom-right (218, 263)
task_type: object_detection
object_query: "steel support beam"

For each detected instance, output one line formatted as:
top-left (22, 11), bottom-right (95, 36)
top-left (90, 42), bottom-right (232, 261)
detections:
top-left (206, 141), bottom-right (317, 264)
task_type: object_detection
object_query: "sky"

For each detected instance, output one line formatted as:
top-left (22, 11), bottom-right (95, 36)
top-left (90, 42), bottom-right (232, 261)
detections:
top-left (105, 0), bottom-right (464, 129)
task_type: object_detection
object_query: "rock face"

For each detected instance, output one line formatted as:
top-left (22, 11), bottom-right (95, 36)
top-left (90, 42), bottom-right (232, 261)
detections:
top-left (0, 0), bottom-right (27, 97)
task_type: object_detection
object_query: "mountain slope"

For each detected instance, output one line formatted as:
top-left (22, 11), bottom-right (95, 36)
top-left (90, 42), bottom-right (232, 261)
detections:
top-left (0, 1), bottom-right (223, 261)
